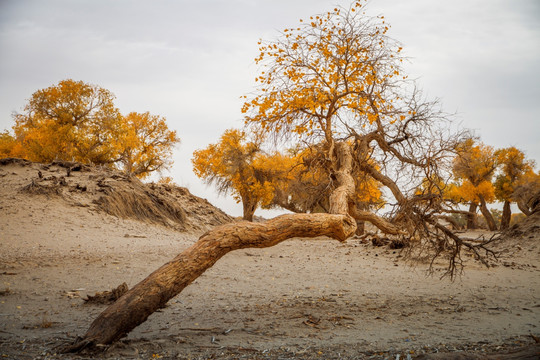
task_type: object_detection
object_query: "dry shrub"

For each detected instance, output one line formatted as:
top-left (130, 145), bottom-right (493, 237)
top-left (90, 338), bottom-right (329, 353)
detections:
top-left (95, 184), bottom-right (187, 230)
top-left (0, 157), bottom-right (32, 166)
top-left (20, 179), bottom-right (62, 196)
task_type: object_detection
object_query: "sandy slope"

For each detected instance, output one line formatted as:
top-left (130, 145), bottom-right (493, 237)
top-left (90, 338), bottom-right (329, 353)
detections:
top-left (0, 161), bottom-right (539, 359)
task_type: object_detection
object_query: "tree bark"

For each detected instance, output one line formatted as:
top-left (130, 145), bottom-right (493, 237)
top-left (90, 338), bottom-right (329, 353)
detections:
top-left (65, 213), bottom-right (356, 351)
top-left (500, 200), bottom-right (511, 230)
top-left (466, 202), bottom-right (478, 229)
top-left (478, 195), bottom-right (498, 231)
top-left (348, 204), bottom-right (404, 235)
top-left (517, 200), bottom-right (532, 216)
top-left (328, 142), bottom-right (355, 216)
top-left (241, 195), bottom-right (257, 221)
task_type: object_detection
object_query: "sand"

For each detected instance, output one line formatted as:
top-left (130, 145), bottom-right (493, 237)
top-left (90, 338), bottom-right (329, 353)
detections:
top-left (0, 160), bottom-right (539, 359)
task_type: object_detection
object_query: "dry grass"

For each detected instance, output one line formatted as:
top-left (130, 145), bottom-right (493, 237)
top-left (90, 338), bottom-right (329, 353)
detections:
top-left (94, 180), bottom-right (188, 230)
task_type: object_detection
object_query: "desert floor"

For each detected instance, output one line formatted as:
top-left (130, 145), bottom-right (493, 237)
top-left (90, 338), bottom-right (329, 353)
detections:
top-left (1, 162), bottom-right (539, 359)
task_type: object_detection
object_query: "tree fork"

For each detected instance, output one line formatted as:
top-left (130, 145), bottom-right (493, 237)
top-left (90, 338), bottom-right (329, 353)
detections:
top-left (65, 213), bottom-right (356, 352)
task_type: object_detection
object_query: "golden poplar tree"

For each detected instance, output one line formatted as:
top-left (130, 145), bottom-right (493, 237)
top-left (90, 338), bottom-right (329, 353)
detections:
top-left (12, 79), bottom-right (120, 164)
top-left (494, 147), bottom-right (535, 228)
top-left (2, 79), bottom-right (179, 178)
top-left (192, 129), bottom-right (274, 221)
top-left (452, 139), bottom-right (497, 230)
top-left (115, 112), bottom-right (179, 178)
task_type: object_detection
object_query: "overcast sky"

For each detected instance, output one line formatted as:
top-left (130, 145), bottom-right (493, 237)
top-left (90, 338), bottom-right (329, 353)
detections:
top-left (1, 0), bottom-right (539, 217)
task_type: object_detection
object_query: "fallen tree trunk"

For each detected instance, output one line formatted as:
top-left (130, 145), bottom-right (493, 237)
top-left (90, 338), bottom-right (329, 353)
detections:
top-left (65, 213), bottom-right (356, 352)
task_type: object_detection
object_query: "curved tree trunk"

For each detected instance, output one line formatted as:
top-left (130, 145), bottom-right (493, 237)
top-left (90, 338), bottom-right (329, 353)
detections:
top-left (65, 214), bottom-right (356, 351)
top-left (66, 141), bottom-right (359, 352)
top-left (500, 200), bottom-right (511, 230)
top-left (466, 202), bottom-right (478, 229)
top-left (478, 195), bottom-right (498, 231)
top-left (517, 200), bottom-right (532, 216)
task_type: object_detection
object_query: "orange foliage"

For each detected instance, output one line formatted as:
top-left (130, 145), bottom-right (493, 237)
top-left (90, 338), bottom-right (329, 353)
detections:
top-left (11, 79), bottom-right (120, 164)
top-left (261, 145), bottom-right (383, 213)
top-left (452, 139), bottom-right (497, 203)
top-left (452, 179), bottom-right (495, 204)
top-left (2, 80), bottom-right (179, 178)
top-left (115, 112), bottom-right (179, 179)
top-left (242, 0), bottom-right (404, 141)
top-left (192, 130), bottom-right (383, 217)
top-left (0, 131), bottom-right (16, 158)
top-left (192, 129), bottom-right (274, 220)
top-left (493, 146), bottom-right (535, 202)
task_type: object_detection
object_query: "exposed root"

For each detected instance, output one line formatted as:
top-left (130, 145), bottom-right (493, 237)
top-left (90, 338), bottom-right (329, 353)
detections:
top-left (84, 283), bottom-right (129, 305)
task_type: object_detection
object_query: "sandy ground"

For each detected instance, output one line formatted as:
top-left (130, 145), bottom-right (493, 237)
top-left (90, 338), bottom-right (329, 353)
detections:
top-left (1, 162), bottom-right (539, 359)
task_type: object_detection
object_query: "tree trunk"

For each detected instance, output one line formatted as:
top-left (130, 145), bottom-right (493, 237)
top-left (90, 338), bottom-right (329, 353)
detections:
top-left (500, 200), bottom-right (511, 230)
top-left (466, 202), bottom-right (478, 229)
top-left (349, 204), bottom-right (404, 235)
top-left (517, 200), bottom-right (532, 216)
top-left (65, 213), bottom-right (356, 351)
top-left (478, 195), bottom-right (498, 231)
top-left (355, 220), bottom-right (365, 235)
top-left (328, 142), bottom-right (355, 216)
top-left (241, 196), bottom-right (257, 221)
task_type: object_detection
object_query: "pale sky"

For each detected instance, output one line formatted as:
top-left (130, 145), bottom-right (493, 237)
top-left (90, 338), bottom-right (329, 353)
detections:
top-left (1, 0), bottom-right (539, 217)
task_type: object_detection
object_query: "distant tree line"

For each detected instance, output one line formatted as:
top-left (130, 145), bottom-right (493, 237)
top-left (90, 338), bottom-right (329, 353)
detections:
top-left (194, 131), bottom-right (539, 230)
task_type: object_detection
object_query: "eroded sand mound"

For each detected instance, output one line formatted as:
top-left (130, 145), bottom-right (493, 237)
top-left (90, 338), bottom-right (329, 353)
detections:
top-left (0, 158), bottom-right (232, 232)
top-left (504, 211), bottom-right (540, 242)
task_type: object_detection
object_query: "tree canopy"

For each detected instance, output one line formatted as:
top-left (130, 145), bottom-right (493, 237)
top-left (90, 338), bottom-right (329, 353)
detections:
top-left (493, 147), bottom-right (536, 228)
top-left (11, 79), bottom-right (120, 164)
top-left (116, 112), bottom-right (180, 179)
top-left (239, 0), bottom-right (469, 248)
top-left (451, 139), bottom-right (498, 230)
top-left (192, 129), bottom-right (274, 221)
top-left (1, 79), bottom-right (179, 178)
